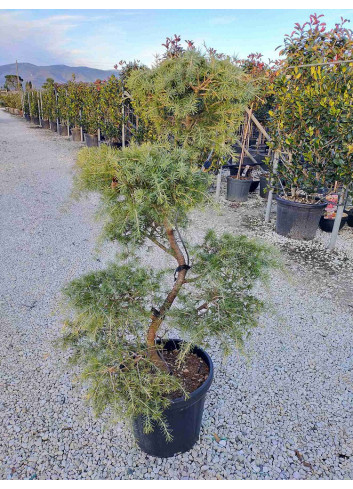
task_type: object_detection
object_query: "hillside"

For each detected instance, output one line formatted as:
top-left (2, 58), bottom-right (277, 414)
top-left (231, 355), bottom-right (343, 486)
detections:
top-left (0, 63), bottom-right (118, 88)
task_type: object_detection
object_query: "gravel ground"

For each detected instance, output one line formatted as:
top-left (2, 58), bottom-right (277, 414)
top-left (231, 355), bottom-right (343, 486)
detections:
top-left (1, 109), bottom-right (353, 480)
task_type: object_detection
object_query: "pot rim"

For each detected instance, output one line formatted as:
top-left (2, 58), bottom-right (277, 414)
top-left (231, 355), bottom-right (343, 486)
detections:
top-left (227, 176), bottom-right (253, 182)
top-left (156, 339), bottom-right (214, 411)
top-left (275, 194), bottom-right (327, 208)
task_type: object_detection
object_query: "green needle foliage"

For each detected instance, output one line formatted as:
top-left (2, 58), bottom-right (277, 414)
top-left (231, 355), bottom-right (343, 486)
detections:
top-left (74, 143), bottom-right (212, 246)
top-left (173, 231), bottom-right (277, 355)
top-left (62, 46), bottom-right (277, 436)
top-left (127, 48), bottom-right (256, 165)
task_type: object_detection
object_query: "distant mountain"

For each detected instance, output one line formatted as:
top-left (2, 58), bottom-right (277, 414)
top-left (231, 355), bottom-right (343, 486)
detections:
top-left (0, 63), bottom-right (118, 88)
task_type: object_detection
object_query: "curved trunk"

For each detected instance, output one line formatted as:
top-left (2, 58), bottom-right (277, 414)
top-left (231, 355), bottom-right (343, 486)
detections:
top-left (147, 220), bottom-right (188, 371)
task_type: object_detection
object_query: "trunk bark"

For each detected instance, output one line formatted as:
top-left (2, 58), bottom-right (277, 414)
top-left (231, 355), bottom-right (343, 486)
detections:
top-left (147, 219), bottom-right (188, 371)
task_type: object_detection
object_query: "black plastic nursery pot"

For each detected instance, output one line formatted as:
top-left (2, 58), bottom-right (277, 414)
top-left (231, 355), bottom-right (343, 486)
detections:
top-left (25, 114), bottom-right (31, 122)
top-left (226, 176), bottom-right (252, 202)
top-left (50, 121), bottom-right (58, 132)
top-left (133, 339), bottom-right (214, 458)
top-left (31, 116), bottom-right (40, 125)
top-left (41, 119), bottom-right (50, 129)
top-left (347, 209), bottom-right (353, 228)
top-left (249, 180), bottom-right (259, 193)
top-left (275, 195), bottom-right (326, 240)
top-left (85, 133), bottom-right (98, 147)
top-left (71, 127), bottom-right (81, 142)
top-left (58, 124), bottom-right (68, 136)
top-left (319, 214), bottom-right (348, 233)
top-left (260, 175), bottom-right (270, 199)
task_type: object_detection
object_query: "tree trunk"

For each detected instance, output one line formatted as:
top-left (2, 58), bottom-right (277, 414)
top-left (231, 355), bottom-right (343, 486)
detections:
top-left (147, 219), bottom-right (188, 371)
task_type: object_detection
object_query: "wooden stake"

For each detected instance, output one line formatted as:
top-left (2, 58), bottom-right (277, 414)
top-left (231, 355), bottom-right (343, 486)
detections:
top-left (79, 109), bottom-right (83, 142)
top-left (122, 102), bottom-right (125, 148)
top-left (215, 168), bottom-right (222, 201)
top-left (245, 108), bottom-right (271, 141)
top-left (237, 108), bottom-right (252, 179)
top-left (55, 90), bottom-right (59, 132)
top-left (235, 139), bottom-right (258, 165)
top-left (39, 91), bottom-right (43, 122)
top-left (37, 96), bottom-right (41, 126)
top-left (265, 151), bottom-right (280, 223)
top-left (328, 187), bottom-right (347, 251)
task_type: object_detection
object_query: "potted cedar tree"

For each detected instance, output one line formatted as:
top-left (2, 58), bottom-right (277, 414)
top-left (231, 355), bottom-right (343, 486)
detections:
top-left (61, 44), bottom-right (277, 457)
top-left (268, 14), bottom-right (353, 240)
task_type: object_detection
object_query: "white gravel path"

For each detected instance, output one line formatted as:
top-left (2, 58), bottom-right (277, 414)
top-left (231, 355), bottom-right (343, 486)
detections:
top-left (1, 109), bottom-right (353, 480)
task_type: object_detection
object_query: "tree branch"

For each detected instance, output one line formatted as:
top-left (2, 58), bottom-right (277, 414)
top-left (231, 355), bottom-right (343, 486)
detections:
top-left (147, 234), bottom-right (175, 257)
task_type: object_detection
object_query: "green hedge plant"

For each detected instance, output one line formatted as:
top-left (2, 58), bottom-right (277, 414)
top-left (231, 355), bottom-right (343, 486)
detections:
top-left (268, 14), bottom-right (353, 201)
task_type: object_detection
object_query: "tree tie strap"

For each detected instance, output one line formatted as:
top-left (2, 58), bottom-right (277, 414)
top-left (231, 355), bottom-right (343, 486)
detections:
top-left (174, 264), bottom-right (191, 281)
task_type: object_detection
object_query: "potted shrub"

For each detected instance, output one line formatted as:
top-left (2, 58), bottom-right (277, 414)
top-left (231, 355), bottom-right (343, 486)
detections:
top-left (268, 14), bottom-right (353, 240)
top-left (62, 143), bottom-right (276, 457)
top-left (227, 109), bottom-right (254, 202)
top-left (57, 84), bottom-right (69, 136)
top-left (61, 45), bottom-right (276, 457)
top-left (99, 75), bottom-right (123, 144)
top-left (23, 90), bottom-right (31, 121)
top-left (65, 75), bottom-right (85, 142)
top-left (41, 78), bottom-right (56, 129)
top-left (29, 90), bottom-right (40, 125)
top-left (81, 81), bottom-right (101, 147)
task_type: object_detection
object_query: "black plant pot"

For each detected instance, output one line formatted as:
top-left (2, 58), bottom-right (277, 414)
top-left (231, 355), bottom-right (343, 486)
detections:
top-left (346, 209), bottom-right (353, 228)
top-left (229, 165), bottom-right (238, 177)
top-left (71, 127), bottom-right (81, 142)
top-left (58, 124), bottom-right (68, 136)
top-left (226, 177), bottom-right (252, 202)
top-left (25, 114), bottom-right (31, 122)
top-left (275, 195), bottom-right (326, 240)
top-left (31, 116), bottom-right (40, 125)
top-left (319, 214), bottom-right (348, 233)
top-left (50, 121), bottom-right (57, 132)
top-left (85, 133), bottom-right (98, 147)
top-left (249, 180), bottom-right (259, 193)
top-left (133, 339), bottom-right (213, 458)
top-left (260, 175), bottom-right (270, 198)
top-left (41, 119), bottom-right (50, 129)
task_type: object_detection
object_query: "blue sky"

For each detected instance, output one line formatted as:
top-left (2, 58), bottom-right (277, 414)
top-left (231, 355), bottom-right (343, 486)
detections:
top-left (1, 9), bottom-right (353, 69)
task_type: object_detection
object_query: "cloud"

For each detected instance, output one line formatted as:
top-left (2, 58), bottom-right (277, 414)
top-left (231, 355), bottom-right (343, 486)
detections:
top-left (0, 11), bottom-right (115, 67)
top-left (209, 15), bottom-right (237, 26)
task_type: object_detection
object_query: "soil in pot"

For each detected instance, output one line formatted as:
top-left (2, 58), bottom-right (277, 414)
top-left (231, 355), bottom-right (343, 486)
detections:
top-left (41, 119), bottom-right (50, 129)
top-left (71, 127), bottom-right (81, 142)
top-left (275, 195), bottom-right (326, 240)
top-left (133, 339), bottom-right (213, 458)
top-left (226, 176), bottom-right (252, 202)
top-left (319, 214), bottom-right (348, 233)
top-left (85, 133), bottom-right (98, 147)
